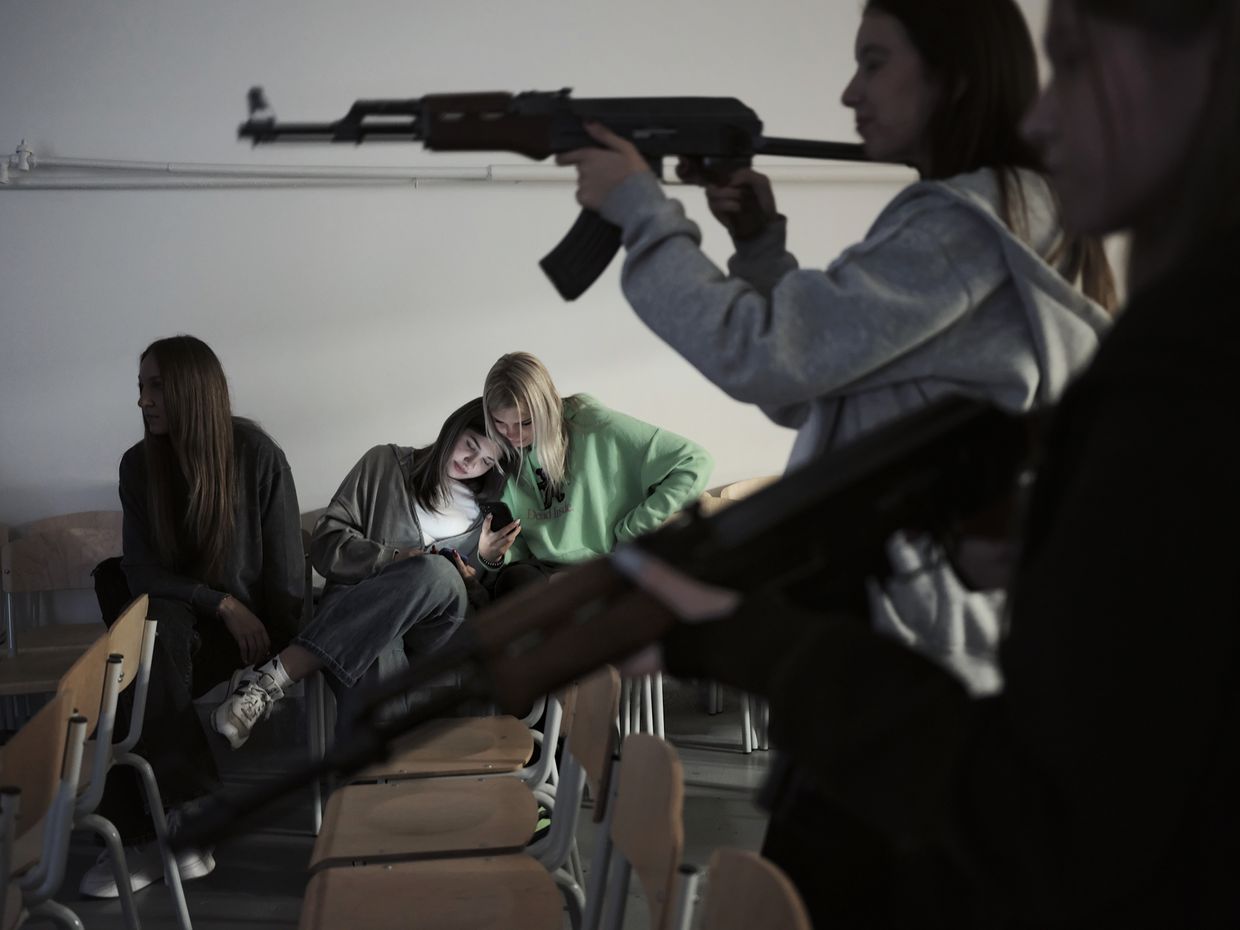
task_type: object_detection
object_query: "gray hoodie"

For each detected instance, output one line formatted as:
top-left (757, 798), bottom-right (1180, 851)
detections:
top-left (600, 167), bottom-right (1111, 694)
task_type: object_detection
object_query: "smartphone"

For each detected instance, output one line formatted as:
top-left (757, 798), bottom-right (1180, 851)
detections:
top-left (479, 500), bottom-right (515, 530)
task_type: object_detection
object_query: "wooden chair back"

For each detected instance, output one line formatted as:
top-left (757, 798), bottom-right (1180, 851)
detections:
top-left (699, 849), bottom-right (811, 930)
top-left (105, 595), bottom-right (149, 695)
top-left (610, 733), bottom-right (684, 930)
top-left (718, 475), bottom-right (779, 502)
top-left (20, 511), bottom-right (122, 540)
top-left (57, 634), bottom-right (113, 735)
top-left (1, 527), bottom-right (119, 595)
top-left (565, 666), bottom-right (620, 814)
top-left (0, 693), bottom-right (74, 839)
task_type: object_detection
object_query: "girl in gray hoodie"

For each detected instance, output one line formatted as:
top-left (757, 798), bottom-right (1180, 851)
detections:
top-left (559, 0), bottom-right (1114, 696)
top-left (557, 0), bottom-right (1117, 923)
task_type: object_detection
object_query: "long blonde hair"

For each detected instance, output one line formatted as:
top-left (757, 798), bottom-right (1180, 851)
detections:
top-left (483, 353), bottom-right (579, 499)
top-left (140, 335), bottom-right (237, 582)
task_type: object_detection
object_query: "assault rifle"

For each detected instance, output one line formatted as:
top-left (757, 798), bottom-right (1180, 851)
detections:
top-left (176, 395), bottom-right (1031, 850)
top-left (237, 87), bottom-right (869, 300)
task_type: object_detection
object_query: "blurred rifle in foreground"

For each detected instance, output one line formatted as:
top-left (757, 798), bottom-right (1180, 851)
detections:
top-left (178, 395), bottom-right (1030, 850)
top-left (237, 87), bottom-right (869, 299)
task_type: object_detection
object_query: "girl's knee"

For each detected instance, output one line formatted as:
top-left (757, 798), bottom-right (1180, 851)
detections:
top-left (393, 553), bottom-right (468, 596)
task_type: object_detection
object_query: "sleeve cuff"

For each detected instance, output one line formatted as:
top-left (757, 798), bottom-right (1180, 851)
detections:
top-left (192, 584), bottom-right (228, 617)
top-left (728, 216), bottom-right (789, 264)
top-left (598, 171), bottom-right (669, 230)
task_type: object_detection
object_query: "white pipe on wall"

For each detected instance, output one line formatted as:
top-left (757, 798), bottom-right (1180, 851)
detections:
top-left (3, 143), bottom-right (913, 190)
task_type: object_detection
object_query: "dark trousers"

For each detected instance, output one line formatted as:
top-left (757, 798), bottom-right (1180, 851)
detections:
top-left (93, 558), bottom-right (247, 843)
top-left (491, 558), bottom-right (564, 600)
top-left (760, 762), bottom-right (975, 930)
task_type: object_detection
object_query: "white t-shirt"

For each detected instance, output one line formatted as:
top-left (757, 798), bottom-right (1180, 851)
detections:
top-left (414, 480), bottom-right (480, 545)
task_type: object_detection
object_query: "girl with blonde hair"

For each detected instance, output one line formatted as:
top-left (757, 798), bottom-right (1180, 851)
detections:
top-left (481, 352), bottom-right (712, 593)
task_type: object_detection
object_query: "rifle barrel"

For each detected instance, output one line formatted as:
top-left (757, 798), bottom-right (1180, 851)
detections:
top-left (755, 137), bottom-right (869, 162)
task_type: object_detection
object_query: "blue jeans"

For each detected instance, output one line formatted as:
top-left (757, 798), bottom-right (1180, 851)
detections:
top-left (295, 554), bottom-right (468, 689)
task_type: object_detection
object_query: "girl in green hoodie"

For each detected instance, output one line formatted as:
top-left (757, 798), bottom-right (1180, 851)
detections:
top-left (481, 352), bottom-right (712, 593)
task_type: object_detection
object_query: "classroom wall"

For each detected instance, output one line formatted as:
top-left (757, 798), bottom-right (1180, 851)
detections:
top-left (0, 0), bottom-right (1049, 526)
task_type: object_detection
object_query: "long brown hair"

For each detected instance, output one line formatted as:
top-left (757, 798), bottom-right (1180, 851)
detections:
top-left (407, 397), bottom-right (508, 511)
top-left (1076, 0), bottom-right (1240, 274)
top-left (140, 335), bottom-right (237, 581)
top-left (866, 0), bottom-right (1118, 313)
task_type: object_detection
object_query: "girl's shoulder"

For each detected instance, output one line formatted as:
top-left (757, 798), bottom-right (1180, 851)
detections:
top-left (119, 439), bottom-right (146, 483)
top-left (352, 443), bottom-right (416, 479)
top-left (860, 167), bottom-right (1061, 261)
top-left (233, 418), bottom-right (291, 471)
top-left (564, 393), bottom-right (623, 433)
top-left (881, 168), bottom-right (1054, 237)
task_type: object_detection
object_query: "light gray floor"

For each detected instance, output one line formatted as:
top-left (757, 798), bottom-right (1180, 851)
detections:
top-left (23, 678), bottom-right (771, 929)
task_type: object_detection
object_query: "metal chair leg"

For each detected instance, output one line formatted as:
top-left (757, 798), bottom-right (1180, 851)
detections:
top-left (653, 673), bottom-right (665, 739)
top-left (740, 693), bottom-right (754, 754)
top-left (77, 813), bottom-right (142, 930)
top-left (117, 752), bottom-right (193, 930)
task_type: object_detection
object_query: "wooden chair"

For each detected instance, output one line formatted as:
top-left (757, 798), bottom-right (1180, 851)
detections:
top-left (311, 668), bottom-right (617, 864)
top-left (298, 667), bottom-right (623, 930)
top-left (0, 693), bottom-right (90, 930)
top-left (688, 849), bottom-right (811, 930)
top-left (0, 594), bottom-right (163, 929)
top-left (72, 595), bottom-right (194, 930)
top-left (0, 525), bottom-right (115, 728)
top-left (584, 733), bottom-right (685, 930)
top-left (19, 512), bottom-right (122, 538)
top-left (1, 523), bottom-right (116, 661)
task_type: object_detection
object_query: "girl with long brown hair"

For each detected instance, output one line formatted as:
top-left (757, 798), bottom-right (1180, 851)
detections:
top-left (560, 0), bottom-right (1115, 697)
top-left (83, 334), bottom-right (304, 899)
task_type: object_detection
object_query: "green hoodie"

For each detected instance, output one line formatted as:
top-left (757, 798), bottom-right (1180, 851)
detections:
top-left (500, 395), bottom-right (712, 565)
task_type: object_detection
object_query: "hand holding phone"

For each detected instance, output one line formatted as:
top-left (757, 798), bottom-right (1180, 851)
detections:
top-left (479, 501), bottom-right (515, 530)
top-left (478, 500), bottom-right (521, 564)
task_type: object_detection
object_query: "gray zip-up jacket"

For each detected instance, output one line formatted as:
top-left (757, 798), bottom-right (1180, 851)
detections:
top-left (600, 167), bottom-right (1112, 694)
top-left (311, 443), bottom-right (503, 591)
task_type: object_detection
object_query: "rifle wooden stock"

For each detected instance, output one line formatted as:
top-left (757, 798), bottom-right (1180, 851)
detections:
top-left (474, 559), bottom-right (677, 713)
top-left (176, 395), bottom-right (1030, 851)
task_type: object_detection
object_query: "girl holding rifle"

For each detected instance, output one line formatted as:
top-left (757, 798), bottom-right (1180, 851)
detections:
top-left (579, 0), bottom-right (1240, 926)
top-left (559, 0), bottom-right (1114, 697)
top-left (561, 1), bottom-right (1113, 921)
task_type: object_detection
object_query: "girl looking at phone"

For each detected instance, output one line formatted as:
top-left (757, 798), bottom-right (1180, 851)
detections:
top-left (211, 397), bottom-right (519, 749)
top-left (482, 351), bottom-right (713, 594)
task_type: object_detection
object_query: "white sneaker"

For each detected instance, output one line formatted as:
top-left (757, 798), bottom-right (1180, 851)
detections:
top-left (211, 667), bottom-right (284, 749)
top-left (78, 818), bottom-right (216, 899)
top-left (79, 841), bottom-right (163, 898)
top-left (166, 807), bottom-right (216, 882)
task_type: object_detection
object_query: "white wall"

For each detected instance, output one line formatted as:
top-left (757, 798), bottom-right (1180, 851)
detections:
top-left (0, 0), bottom-right (1049, 525)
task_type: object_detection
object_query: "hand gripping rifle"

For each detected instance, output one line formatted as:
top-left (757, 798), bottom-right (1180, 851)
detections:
top-left (237, 87), bottom-right (869, 300)
top-left (174, 395), bottom-right (1032, 851)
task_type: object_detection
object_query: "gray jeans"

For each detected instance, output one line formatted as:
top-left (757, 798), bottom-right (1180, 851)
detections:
top-left (295, 554), bottom-right (468, 689)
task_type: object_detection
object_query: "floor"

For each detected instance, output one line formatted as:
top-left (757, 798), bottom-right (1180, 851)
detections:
top-left (22, 678), bottom-right (772, 929)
